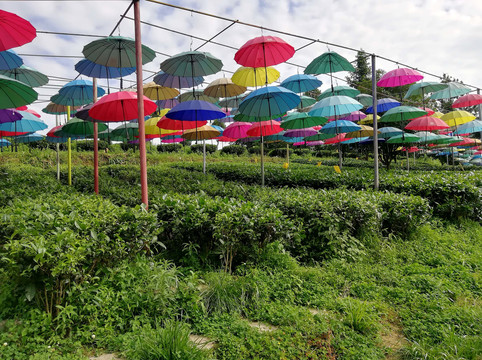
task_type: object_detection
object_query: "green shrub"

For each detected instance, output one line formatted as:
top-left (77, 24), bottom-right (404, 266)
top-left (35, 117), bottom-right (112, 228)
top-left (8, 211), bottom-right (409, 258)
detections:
top-left (190, 144), bottom-right (217, 154)
top-left (76, 140), bottom-right (108, 151)
top-left (247, 145), bottom-right (260, 154)
top-left (267, 147), bottom-right (291, 158)
top-left (293, 148), bottom-right (312, 156)
top-left (157, 143), bottom-right (182, 153)
top-left (220, 144), bottom-right (246, 156)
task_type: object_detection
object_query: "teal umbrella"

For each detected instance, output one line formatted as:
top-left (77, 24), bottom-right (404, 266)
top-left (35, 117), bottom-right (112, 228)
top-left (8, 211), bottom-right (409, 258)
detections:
top-left (317, 85), bottom-right (360, 100)
top-left (378, 127), bottom-right (404, 138)
top-left (160, 51), bottom-right (223, 77)
top-left (179, 90), bottom-right (218, 103)
top-left (280, 112), bottom-right (327, 129)
top-left (309, 95), bottom-right (363, 118)
top-left (238, 86), bottom-right (300, 120)
top-left (298, 95), bottom-right (317, 109)
top-left (453, 120), bottom-right (482, 135)
top-left (14, 133), bottom-right (43, 143)
top-left (304, 51), bottom-right (355, 75)
top-left (430, 82), bottom-right (471, 100)
top-left (404, 82), bottom-right (448, 99)
top-left (380, 106), bottom-right (427, 123)
top-left (0, 74), bottom-right (37, 109)
top-left (0, 49), bottom-right (23, 70)
top-left (356, 93), bottom-right (373, 107)
top-left (0, 65), bottom-right (48, 87)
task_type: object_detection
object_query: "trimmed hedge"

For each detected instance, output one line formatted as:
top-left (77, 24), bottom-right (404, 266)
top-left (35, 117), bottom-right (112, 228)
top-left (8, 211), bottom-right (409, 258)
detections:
top-left (220, 145), bottom-right (246, 156)
top-left (157, 144), bottom-right (182, 153)
top-left (190, 144), bottom-right (217, 154)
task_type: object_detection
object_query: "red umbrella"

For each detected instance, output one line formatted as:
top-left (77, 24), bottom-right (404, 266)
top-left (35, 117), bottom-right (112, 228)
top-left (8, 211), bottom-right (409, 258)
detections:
top-left (217, 135), bottom-right (237, 142)
top-left (16, 105), bottom-right (28, 111)
top-left (377, 68), bottom-right (423, 87)
top-left (418, 107), bottom-right (434, 116)
top-left (0, 10), bottom-right (36, 51)
top-left (324, 133), bottom-right (347, 144)
top-left (452, 94), bottom-right (482, 108)
top-left (47, 125), bottom-right (62, 138)
top-left (23, 108), bottom-right (41, 118)
top-left (157, 116), bottom-right (206, 130)
top-left (246, 120), bottom-right (282, 137)
top-left (450, 138), bottom-right (479, 147)
top-left (405, 116), bottom-right (450, 131)
top-left (89, 91), bottom-right (157, 122)
top-left (0, 129), bottom-right (27, 137)
top-left (234, 36), bottom-right (295, 68)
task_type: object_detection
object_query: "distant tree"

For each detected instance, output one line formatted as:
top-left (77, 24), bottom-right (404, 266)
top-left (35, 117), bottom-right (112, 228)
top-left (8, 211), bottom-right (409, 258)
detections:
top-left (346, 50), bottom-right (370, 89)
top-left (304, 88), bottom-right (321, 100)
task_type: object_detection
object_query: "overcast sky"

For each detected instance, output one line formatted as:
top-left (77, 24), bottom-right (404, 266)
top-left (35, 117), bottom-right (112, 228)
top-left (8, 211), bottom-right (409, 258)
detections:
top-left (2, 0), bottom-right (482, 131)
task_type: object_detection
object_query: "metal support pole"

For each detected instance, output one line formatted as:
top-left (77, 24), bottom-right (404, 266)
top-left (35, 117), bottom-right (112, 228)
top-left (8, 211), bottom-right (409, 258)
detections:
top-left (134, 0), bottom-right (149, 208)
top-left (260, 135), bottom-right (265, 186)
top-left (56, 115), bottom-right (60, 181)
top-left (286, 143), bottom-right (289, 164)
top-left (371, 54), bottom-right (379, 190)
top-left (93, 78), bottom-right (99, 195)
top-left (202, 139), bottom-right (206, 174)
top-left (67, 106), bottom-right (72, 186)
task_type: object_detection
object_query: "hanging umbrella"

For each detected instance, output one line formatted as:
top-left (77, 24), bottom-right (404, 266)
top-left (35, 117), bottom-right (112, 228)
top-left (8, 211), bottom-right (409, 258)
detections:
top-left (182, 124), bottom-right (221, 173)
top-left (238, 86), bottom-right (300, 119)
top-left (42, 102), bottom-right (78, 115)
top-left (298, 95), bottom-right (317, 109)
top-left (345, 125), bottom-right (379, 138)
top-left (156, 98), bottom-right (180, 109)
top-left (380, 105), bottom-right (427, 123)
top-left (75, 58), bottom-right (136, 78)
top-left (219, 96), bottom-right (242, 108)
top-left (387, 133), bottom-right (420, 144)
top-left (340, 110), bottom-right (366, 121)
top-left (405, 116), bottom-right (450, 131)
top-left (234, 35), bottom-right (295, 69)
top-left (366, 98), bottom-right (401, 113)
top-left (323, 133), bottom-right (348, 145)
top-left (161, 135), bottom-right (184, 143)
top-left (320, 120), bottom-right (362, 134)
top-left (280, 74), bottom-right (322, 93)
top-left (59, 79), bottom-right (105, 100)
top-left (356, 93), bottom-right (373, 107)
top-left (223, 121), bottom-right (252, 139)
top-left (232, 66), bottom-right (280, 87)
top-left (358, 114), bottom-right (380, 125)
top-left (111, 122), bottom-right (138, 139)
top-left (89, 91), bottom-right (157, 122)
top-left (153, 70), bottom-right (203, 88)
top-left (0, 108), bottom-right (22, 123)
top-left (23, 108), bottom-right (40, 118)
top-left (178, 90), bottom-right (218, 103)
top-left (404, 82), bottom-right (448, 99)
top-left (430, 82), bottom-right (471, 100)
top-left (453, 120), bottom-right (482, 135)
top-left (143, 82), bottom-right (179, 101)
top-left (418, 107), bottom-right (435, 116)
top-left (317, 85), bottom-right (360, 100)
top-left (304, 51), bottom-right (355, 76)
top-left (14, 133), bottom-right (43, 143)
top-left (378, 127), bottom-right (404, 138)
top-left (0, 113), bottom-right (47, 134)
top-left (280, 112), bottom-right (327, 129)
top-left (440, 110), bottom-right (476, 127)
top-left (204, 77), bottom-right (246, 98)
top-left (157, 116), bottom-right (207, 131)
top-left (0, 138), bottom-right (11, 147)
top-left (165, 100), bottom-right (225, 122)
top-left (432, 111), bottom-right (444, 119)
top-left (284, 127), bottom-right (318, 138)
top-left (83, 36), bottom-right (156, 68)
top-left (0, 49), bottom-right (23, 70)
top-left (309, 95), bottom-right (363, 118)
top-left (0, 9), bottom-right (36, 51)
top-left (59, 117), bottom-right (108, 137)
top-left (377, 68), bottom-right (423, 87)
top-left (161, 51), bottom-right (223, 77)
top-left (246, 120), bottom-right (282, 137)
top-left (0, 74), bottom-right (37, 109)
top-left (0, 65), bottom-right (48, 87)
top-left (452, 94), bottom-right (482, 108)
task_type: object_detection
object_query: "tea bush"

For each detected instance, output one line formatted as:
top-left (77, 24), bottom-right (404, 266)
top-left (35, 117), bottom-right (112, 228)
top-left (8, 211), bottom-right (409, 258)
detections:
top-left (220, 144), bottom-right (246, 156)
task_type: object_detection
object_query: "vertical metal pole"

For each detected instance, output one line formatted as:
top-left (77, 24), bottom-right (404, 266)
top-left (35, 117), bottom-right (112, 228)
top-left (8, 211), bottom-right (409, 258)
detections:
top-left (286, 143), bottom-right (289, 164)
top-left (371, 54), bottom-right (379, 190)
top-left (67, 106), bottom-right (72, 186)
top-left (93, 78), bottom-right (99, 195)
top-left (260, 135), bottom-right (265, 186)
top-left (56, 115), bottom-right (60, 181)
top-left (134, 0), bottom-right (148, 208)
top-left (202, 139), bottom-right (206, 174)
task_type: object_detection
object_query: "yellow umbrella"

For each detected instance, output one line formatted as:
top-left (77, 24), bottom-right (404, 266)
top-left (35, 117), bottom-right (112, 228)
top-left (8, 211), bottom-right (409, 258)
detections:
top-left (358, 114), bottom-right (380, 125)
top-left (143, 82), bottom-right (179, 101)
top-left (440, 110), bottom-right (476, 127)
top-left (345, 124), bottom-right (380, 138)
top-left (204, 77), bottom-right (246, 98)
top-left (232, 66), bottom-right (280, 87)
top-left (432, 111), bottom-right (444, 119)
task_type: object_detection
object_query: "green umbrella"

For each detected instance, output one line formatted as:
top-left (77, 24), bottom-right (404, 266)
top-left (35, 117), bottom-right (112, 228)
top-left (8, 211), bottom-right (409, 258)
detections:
top-left (160, 51), bottom-right (223, 77)
top-left (404, 82), bottom-right (448, 99)
top-left (430, 82), bottom-right (471, 100)
top-left (50, 93), bottom-right (90, 107)
top-left (298, 95), bottom-right (317, 109)
top-left (356, 93), bottom-right (373, 107)
top-left (58, 117), bottom-right (108, 137)
top-left (98, 129), bottom-right (123, 142)
top-left (112, 122), bottom-right (138, 140)
top-left (305, 132), bottom-right (336, 141)
top-left (317, 85), bottom-right (360, 100)
top-left (387, 133), bottom-right (420, 144)
top-left (178, 90), bottom-right (218, 103)
top-left (304, 51), bottom-right (355, 75)
top-left (280, 112), bottom-right (327, 130)
top-left (82, 36), bottom-right (156, 68)
top-left (0, 74), bottom-right (37, 109)
top-left (0, 65), bottom-right (48, 87)
top-left (380, 106), bottom-right (427, 123)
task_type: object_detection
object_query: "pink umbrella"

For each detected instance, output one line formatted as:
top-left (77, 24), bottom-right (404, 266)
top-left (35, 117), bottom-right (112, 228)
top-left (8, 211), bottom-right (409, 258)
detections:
top-left (223, 121), bottom-right (252, 139)
top-left (162, 137), bottom-right (184, 143)
top-left (23, 108), bottom-right (41, 118)
top-left (418, 107), bottom-right (435, 116)
top-left (405, 116), bottom-right (450, 131)
top-left (474, 150), bottom-right (482, 155)
top-left (89, 91), bottom-right (157, 122)
top-left (294, 140), bottom-right (324, 146)
top-left (0, 10), bottom-right (37, 51)
top-left (313, 125), bottom-right (322, 131)
top-left (450, 138), bottom-right (479, 147)
top-left (217, 135), bottom-right (237, 142)
top-left (377, 68), bottom-right (423, 87)
top-left (234, 36), bottom-right (295, 68)
top-left (407, 146), bottom-right (421, 153)
top-left (452, 93), bottom-right (482, 108)
top-left (324, 133), bottom-right (347, 144)
top-left (246, 120), bottom-right (282, 137)
top-left (340, 110), bottom-right (366, 121)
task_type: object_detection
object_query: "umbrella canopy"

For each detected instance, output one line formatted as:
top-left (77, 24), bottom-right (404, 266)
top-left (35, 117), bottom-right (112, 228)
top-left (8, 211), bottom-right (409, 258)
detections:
top-left (355, 93), bottom-right (373, 107)
top-left (204, 78), bottom-right (246, 98)
top-left (219, 96), bottom-right (242, 108)
top-left (317, 85), bottom-right (360, 100)
top-left (452, 94), bottom-right (482, 108)
top-left (298, 95), bottom-right (317, 109)
top-left (380, 105), bottom-right (427, 122)
top-left (280, 112), bottom-right (327, 129)
top-left (377, 68), bottom-right (423, 87)
top-left (378, 127), bottom-right (404, 138)
top-left (441, 110), bottom-right (476, 127)
top-left (75, 58), bottom-right (136, 79)
top-left (246, 120), bottom-right (282, 137)
top-left (323, 133), bottom-right (348, 145)
top-left (43, 102), bottom-right (79, 115)
top-left (231, 66), bottom-right (280, 87)
top-left (161, 136), bottom-right (184, 143)
top-left (238, 86), bottom-right (300, 119)
top-left (83, 36), bottom-right (156, 67)
top-left (405, 116), bottom-right (450, 131)
top-left (157, 117), bottom-right (207, 130)
top-left (59, 117), bottom-right (108, 136)
top-left (143, 82), bottom-right (179, 101)
top-left (366, 98), bottom-right (401, 113)
top-left (358, 114), bottom-right (380, 125)
top-left (14, 133), bottom-right (43, 143)
top-left (223, 121), bottom-right (252, 139)
top-left (320, 120), bottom-right (362, 135)
top-left (153, 71), bottom-right (203, 88)
top-left (340, 110), bottom-right (366, 121)
top-left (284, 127), bottom-right (317, 137)
top-left (309, 95), bottom-right (363, 118)
top-left (430, 82), bottom-right (471, 100)
top-left (181, 124), bottom-right (220, 141)
top-left (387, 133), bottom-right (420, 144)
top-left (234, 35), bottom-right (295, 68)
top-left (111, 122), bottom-right (138, 139)
top-left (453, 120), bottom-right (482, 135)
top-left (0, 9), bottom-right (36, 51)
top-left (0, 108), bottom-right (22, 123)
top-left (0, 50), bottom-right (23, 70)
top-left (59, 79), bottom-right (105, 102)
top-left (0, 138), bottom-right (11, 147)
top-left (165, 100), bottom-right (226, 121)
top-left (0, 113), bottom-right (47, 134)
top-left (280, 74), bottom-right (322, 93)
top-left (345, 125), bottom-right (378, 138)
top-left (89, 91), bottom-right (157, 122)
top-left (156, 98), bottom-right (180, 109)
top-left (161, 51), bottom-right (223, 77)
top-left (0, 74), bottom-right (37, 109)
top-left (0, 64), bottom-right (48, 87)
top-left (304, 51), bottom-right (355, 75)
top-left (178, 90), bottom-right (218, 103)
top-left (404, 82), bottom-right (448, 98)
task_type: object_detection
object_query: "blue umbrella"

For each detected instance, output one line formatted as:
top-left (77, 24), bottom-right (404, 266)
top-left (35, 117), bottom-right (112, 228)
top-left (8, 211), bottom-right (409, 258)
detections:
top-left (59, 79), bottom-right (105, 101)
top-left (453, 120), bottom-right (482, 135)
top-left (165, 100), bottom-right (226, 121)
top-left (0, 138), bottom-right (11, 147)
top-left (309, 95), bottom-right (363, 118)
top-left (378, 126), bottom-right (404, 138)
top-left (46, 136), bottom-right (69, 143)
top-left (344, 136), bottom-right (370, 144)
top-left (320, 120), bottom-right (361, 134)
top-left (0, 50), bottom-right (23, 70)
top-left (14, 133), bottom-right (43, 143)
top-left (0, 113), bottom-right (48, 134)
top-left (75, 59), bottom-right (136, 79)
top-left (280, 74), bottom-right (322, 93)
top-left (359, 137), bottom-right (385, 145)
top-left (153, 71), bottom-right (203, 89)
top-left (366, 98), bottom-right (401, 114)
top-left (211, 124), bottom-right (224, 135)
top-left (156, 98), bottom-right (180, 109)
top-left (238, 86), bottom-right (300, 119)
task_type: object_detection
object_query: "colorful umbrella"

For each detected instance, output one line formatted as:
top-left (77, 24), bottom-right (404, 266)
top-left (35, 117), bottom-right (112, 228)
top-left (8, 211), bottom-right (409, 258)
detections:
top-left (161, 51), bottom-right (222, 77)
top-left (178, 90), bottom-right (218, 103)
top-left (379, 105), bottom-right (427, 123)
top-left (387, 133), bottom-right (420, 144)
top-left (0, 74), bottom-right (37, 109)
top-left (238, 86), bottom-right (300, 119)
top-left (304, 51), bottom-right (354, 75)
top-left (358, 114), bottom-right (380, 125)
top-left (345, 125), bottom-right (379, 138)
top-left (280, 74), bottom-right (322, 93)
top-left (231, 66), bottom-right (280, 87)
top-left (14, 133), bottom-right (43, 143)
top-left (378, 127), bottom-right (404, 138)
top-left (182, 124), bottom-right (221, 173)
top-left (404, 82), bottom-right (448, 99)
top-left (153, 70), bottom-right (203, 89)
top-left (0, 9), bottom-right (36, 51)
top-left (111, 122), bottom-right (138, 139)
top-left (75, 58), bottom-right (136, 79)
top-left (298, 95), bottom-right (317, 109)
top-left (157, 117), bottom-right (207, 131)
top-left (440, 110), bottom-right (476, 127)
top-left (324, 133), bottom-right (348, 145)
top-left (0, 138), bottom-right (11, 147)
top-left (430, 82), bottom-right (471, 100)
top-left (58, 79), bottom-right (105, 104)
top-left (284, 127), bottom-right (317, 137)
top-left (0, 49), bottom-right (23, 70)
top-left (355, 94), bottom-right (373, 107)
top-left (452, 94), bottom-right (482, 108)
top-left (0, 108), bottom-right (22, 123)
top-left (89, 91), bottom-right (157, 122)
top-left (0, 113), bottom-right (47, 134)
top-left (0, 65), bottom-right (48, 87)
top-left (320, 120), bottom-right (362, 135)
top-left (223, 121), bottom-right (252, 139)
top-left (309, 95), bottom-right (363, 118)
top-left (317, 85), bottom-right (360, 100)
top-left (156, 98), bottom-right (180, 109)
top-left (143, 82), bottom-right (179, 101)
top-left (366, 98), bottom-right (401, 114)
top-left (165, 100), bottom-right (225, 122)
top-left (453, 120), bottom-right (482, 135)
top-left (280, 112), bottom-right (327, 129)
top-left (340, 110), bottom-right (366, 121)
top-left (204, 77), bottom-right (246, 98)
top-left (59, 117), bottom-right (108, 137)
top-left (377, 68), bottom-right (423, 87)
top-left (234, 35), bottom-right (295, 68)
top-left (405, 116), bottom-right (450, 131)
top-left (246, 120), bottom-right (282, 137)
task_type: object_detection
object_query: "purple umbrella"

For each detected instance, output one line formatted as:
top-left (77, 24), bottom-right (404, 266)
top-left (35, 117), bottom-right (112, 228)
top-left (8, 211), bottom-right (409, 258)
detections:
top-left (284, 127), bottom-right (318, 137)
top-left (340, 110), bottom-right (366, 121)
